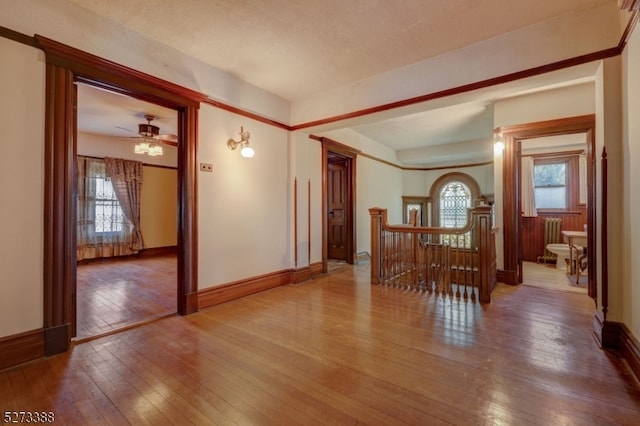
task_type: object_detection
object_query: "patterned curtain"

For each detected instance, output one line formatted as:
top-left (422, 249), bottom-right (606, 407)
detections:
top-left (77, 156), bottom-right (144, 260)
top-left (105, 157), bottom-right (144, 252)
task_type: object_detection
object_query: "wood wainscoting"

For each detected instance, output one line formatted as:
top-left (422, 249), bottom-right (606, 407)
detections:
top-left (522, 208), bottom-right (587, 263)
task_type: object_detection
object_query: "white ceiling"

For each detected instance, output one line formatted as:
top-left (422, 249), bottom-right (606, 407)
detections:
top-left (71, 0), bottom-right (619, 166)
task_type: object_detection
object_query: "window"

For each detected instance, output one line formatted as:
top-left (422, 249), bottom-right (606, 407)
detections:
top-left (534, 161), bottom-right (567, 209)
top-left (439, 182), bottom-right (472, 228)
top-left (428, 173), bottom-right (481, 249)
top-left (77, 156), bottom-right (142, 260)
top-left (402, 196), bottom-right (428, 226)
top-left (94, 176), bottom-right (126, 234)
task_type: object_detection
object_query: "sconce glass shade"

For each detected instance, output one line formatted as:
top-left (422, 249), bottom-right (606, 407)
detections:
top-left (240, 145), bottom-right (255, 158)
top-left (494, 141), bottom-right (505, 154)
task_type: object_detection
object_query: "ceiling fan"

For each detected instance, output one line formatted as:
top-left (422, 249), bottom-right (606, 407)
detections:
top-left (122, 114), bottom-right (177, 156)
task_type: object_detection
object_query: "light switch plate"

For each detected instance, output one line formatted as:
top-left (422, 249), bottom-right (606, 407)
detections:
top-left (199, 163), bottom-right (213, 172)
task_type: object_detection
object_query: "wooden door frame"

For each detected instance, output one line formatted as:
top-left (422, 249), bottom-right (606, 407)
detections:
top-left (37, 36), bottom-right (201, 356)
top-left (500, 114), bottom-right (596, 300)
top-left (319, 137), bottom-right (359, 272)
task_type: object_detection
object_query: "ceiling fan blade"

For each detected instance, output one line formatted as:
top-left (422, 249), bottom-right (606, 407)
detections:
top-left (115, 125), bottom-right (136, 134)
top-left (155, 133), bottom-right (178, 143)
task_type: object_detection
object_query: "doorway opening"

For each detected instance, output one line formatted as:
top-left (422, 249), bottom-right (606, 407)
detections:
top-left (40, 37), bottom-right (199, 356)
top-left (518, 133), bottom-right (589, 295)
top-left (320, 137), bottom-right (359, 273)
top-left (500, 115), bottom-right (596, 299)
top-left (74, 83), bottom-right (179, 340)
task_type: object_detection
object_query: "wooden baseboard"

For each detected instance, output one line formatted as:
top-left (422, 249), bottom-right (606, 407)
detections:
top-left (138, 246), bottom-right (178, 257)
top-left (0, 329), bottom-right (45, 371)
top-left (198, 269), bottom-right (292, 310)
top-left (619, 324), bottom-right (640, 383)
top-left (44, 323), bottom-right (70, 357)
top-left (310, 261), bottom-right (323, 277)
top-left (77, 246), bottom-right (177, 265)
top-left (500, 269), bottom-right (518, 285)
top-left (592, 312), bottom-right (640, 384)
top-left (292, 266), bottom-right (313, 283)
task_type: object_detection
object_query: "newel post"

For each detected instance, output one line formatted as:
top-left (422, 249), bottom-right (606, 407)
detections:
top-left (369, 208), bottom-right (386, 285)
top-left (471, 205), bottom-right (495, 303)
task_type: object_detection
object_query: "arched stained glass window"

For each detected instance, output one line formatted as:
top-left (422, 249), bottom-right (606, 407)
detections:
top-left (439, 181), bottom-right (472, 228)
top-left (428, 172), bottom-right (481, 248)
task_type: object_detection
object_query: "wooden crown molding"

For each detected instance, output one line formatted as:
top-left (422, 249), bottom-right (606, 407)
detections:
top-left (2, 10), bottom-right (637, 134)
top-left (620, 0), bottom-right (640, 11)
top-left (35, 35), bottom-right (203, 108)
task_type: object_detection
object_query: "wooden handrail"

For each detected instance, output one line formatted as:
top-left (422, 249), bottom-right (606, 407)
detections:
top-left (370, 205), bottom-right (497, 302)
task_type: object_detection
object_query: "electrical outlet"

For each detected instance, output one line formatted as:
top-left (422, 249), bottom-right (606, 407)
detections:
top-left (199, 163), bottom-right (213, 172)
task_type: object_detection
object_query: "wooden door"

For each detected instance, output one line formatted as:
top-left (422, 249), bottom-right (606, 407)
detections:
top-left (328, 158), bottom-right (348, 260)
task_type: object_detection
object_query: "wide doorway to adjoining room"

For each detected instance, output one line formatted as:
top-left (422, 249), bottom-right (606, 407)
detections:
top-left (519, 132), bottom-right (589, 295)
top-left (75, 82), bottom-right (179, 340)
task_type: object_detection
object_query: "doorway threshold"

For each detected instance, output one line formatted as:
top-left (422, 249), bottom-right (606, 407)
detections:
top-left (71, 312), bottom-right (178, 345)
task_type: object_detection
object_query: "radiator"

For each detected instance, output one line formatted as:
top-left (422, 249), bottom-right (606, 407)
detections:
top-left (537, 218), bottom-right (562, 263)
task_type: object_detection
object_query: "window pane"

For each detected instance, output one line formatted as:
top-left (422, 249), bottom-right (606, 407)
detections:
top-left (440, 182), bottom-right (470, 228)
top-left (534, 163), bottom-right (565, 186)
top-left (94, 177), bottom-right (125, 233)
top-left (534, 162), bottom-right (567, 208)
top-left (535, 187), bottom-right (566, 209)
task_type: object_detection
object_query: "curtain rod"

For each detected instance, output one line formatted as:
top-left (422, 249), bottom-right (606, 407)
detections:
top-left (76, 154), bottom-right (177, 170)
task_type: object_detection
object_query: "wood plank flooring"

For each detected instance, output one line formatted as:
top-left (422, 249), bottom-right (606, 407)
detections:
top-left (76, 255), bottom-right (177, 339)
top-left (3, 262), bottom-right (640, 425)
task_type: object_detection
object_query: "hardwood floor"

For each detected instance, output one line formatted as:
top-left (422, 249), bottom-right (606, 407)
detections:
top-left (76, 255), bottom-right (177, 340)
top-left (3, 263), bottom-right (640, 425)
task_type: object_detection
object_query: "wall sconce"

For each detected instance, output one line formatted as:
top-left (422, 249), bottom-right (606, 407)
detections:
top-left (227, 126), bottom-right (255, 158)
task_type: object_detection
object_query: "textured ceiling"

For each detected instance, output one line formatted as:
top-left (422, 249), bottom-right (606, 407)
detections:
top-left (67, 0), bottom-right (613, 102)
top-left (68, 0), bottom-right (618, 166)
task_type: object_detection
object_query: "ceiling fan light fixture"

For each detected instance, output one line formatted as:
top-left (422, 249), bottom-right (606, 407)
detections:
top-left (134, 141), bottom-right (150, 154)
top-left (138, 114), bottom-right (159, 138)
top-left (138, 123), bottom-right (159, 138)
top-left (133, 115), bottom-right (165, 156)
top-left (147, 144), bottom-right (163, 156)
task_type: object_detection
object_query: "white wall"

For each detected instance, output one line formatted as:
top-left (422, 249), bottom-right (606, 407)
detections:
top-left (494, 82), bottom-right (595, 126)
top-left (622, 26), bottom-right (640, 339)
top-left (198, 105), bottom-right (290, 288)
top-left (0, 38), bottom-right (45, 337)
top-left (596, 57), bottom-right (624, 323)
top-left (402, 164), bottom-right (494, 200)
top-left (357, 157), bottom-right (403, 256)
top-left (290, 131), bottom-right (323, 267)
